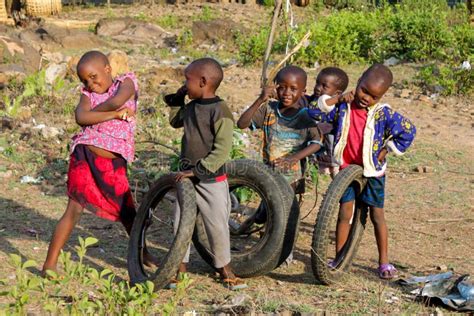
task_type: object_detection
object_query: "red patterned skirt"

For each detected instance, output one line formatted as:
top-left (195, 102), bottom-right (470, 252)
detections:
top-left (67, 144), bottom-right (136, 222)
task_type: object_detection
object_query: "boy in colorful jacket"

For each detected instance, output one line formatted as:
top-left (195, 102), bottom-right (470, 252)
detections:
top-left (309, 64), bottom-right (416, 279)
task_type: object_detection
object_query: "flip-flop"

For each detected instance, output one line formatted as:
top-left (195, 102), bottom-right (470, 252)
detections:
top-left (222, 277), bottom-right (248, 291)
top-left (165, 278), bottom-right (180, 290)
top-left (378, 263), bottom-right (398, 280)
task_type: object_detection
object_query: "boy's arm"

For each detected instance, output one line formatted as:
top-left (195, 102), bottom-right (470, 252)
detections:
top-left (92, 78), bottom-right (136, 112)
top-left (194, 109), bottom-right (234, 179)
top-left (383, 109), bottom-right (417, 156)
top-left (75, 94), bottom-right (129, 126)
top-left (237, 85), bottom-right (275, 129)
top-left (273, 126), bottom-right (324, 169)
top-left (318, 90), bottom-right (354, 112)
top-left (166, 86), bottom-right (187, 129)
top-left (308, 105), bottom-right (337, 124)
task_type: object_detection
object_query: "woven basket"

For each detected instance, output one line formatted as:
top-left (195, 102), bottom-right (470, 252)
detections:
top-left (25, 0), bottom-right (61, 17)
top-left (0, 0), bottom-right (7, 19)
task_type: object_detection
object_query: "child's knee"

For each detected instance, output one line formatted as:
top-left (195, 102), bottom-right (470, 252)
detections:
top-left (370, 207), bottom-right (386, 226)
top-left (338, 202), bottom-right (353, 222)
top-left (65, 201), bottom-right (83, 222)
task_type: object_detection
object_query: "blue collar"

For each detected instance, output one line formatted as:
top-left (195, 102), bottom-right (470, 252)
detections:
top-left (276, 103), bottom-right (307, 121)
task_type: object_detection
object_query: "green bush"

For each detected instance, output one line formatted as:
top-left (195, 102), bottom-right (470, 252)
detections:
top-left (293, 10), bottom-right (379, 65)
top-left (236, 1), bottom-right (472, 95)
top-left (416, 63), bottom-right (473, 96)
top-left (238, 1), bottom-right (472, 66)
top-left (323, 0), bottom-right (374, 10)
top-left (237, 27), bottom-right (273, 65)
top-left (195, 5), bottom-right (215, 22)
top-left (156, 14), bottom-right (179, 28)
top-left (371, 2), bottom-right (457, 62)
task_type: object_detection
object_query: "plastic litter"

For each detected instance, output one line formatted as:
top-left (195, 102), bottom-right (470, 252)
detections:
top-left (461, 61), bottom-right (471, 70)
top-left (20, 175), bottom-right (43, 184)
top-left (400, 272), bottom-right (473, 311)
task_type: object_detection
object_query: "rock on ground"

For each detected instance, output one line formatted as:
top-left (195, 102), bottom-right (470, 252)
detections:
top-left (107, 50), bottom-right (129, 77)
top-left (0, 34), bottom-right (41, 73)
top-left (96, 18), bottom-right (174, 47)
top-left (45, 63), bottom-right (67, 85)
top-left (192, 19), bottom-right (246, 43)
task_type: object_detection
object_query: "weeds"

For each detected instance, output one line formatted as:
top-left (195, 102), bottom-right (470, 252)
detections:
top-left (1, 94), bottom-right (23, 117)
top-left (0, 237), bottom-right (192, 314)
top-left (195, 5), bottom-right (215, 22)
top-left (0, 69), bottom-right (70, 118)
top-left (135, 11), bottom-right (149, 22)
top-left (177, 28), bottom-right (194, 47)
top-left (156, 14), bottom-right (179, 28)
top-left (416, 63), bottom-right (473, 96)
top-left (23, 70), bottom-right (47, 98)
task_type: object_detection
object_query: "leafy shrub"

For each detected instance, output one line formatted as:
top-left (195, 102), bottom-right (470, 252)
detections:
top-left (236, 1), bottom-right (472, 95)
top-left (238, 1), bottom-right (472, 66)
top-left (156, 14), bottom-right (179, 28)
top-left (371, 2), bottom-right (457, 62)
top-left (195, 5), bottom-right (215, 22)
top-left (292, 10), bottom-right (379, 65)
top-left (177, 28), bottom-right (193, 47)
top-left (237, 27), bottom-right (272, 65)
top-left (261, 0), bottom-right (275, 6)
top-left (416, 63), bottom-right (473, 96)
top-left (323, 0), bottom-right (374, 10)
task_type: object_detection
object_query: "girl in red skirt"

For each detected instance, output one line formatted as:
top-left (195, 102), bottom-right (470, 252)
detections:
top-left (42, 51), bottom-right (156, 275)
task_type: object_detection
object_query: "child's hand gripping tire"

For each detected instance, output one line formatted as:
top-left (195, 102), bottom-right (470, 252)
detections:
top-left (192, 159), bottom-right (292, 277)
top-left (127, 174), bottom-right (197, 289)
top-left (311, 164), bottom-right (368, 285)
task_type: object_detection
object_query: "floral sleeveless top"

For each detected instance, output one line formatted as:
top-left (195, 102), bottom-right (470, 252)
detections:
top-left (70, 72), bottom-right (138, 162)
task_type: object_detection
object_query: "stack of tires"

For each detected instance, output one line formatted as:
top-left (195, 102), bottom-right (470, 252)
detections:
top-left (127, 159), bottom-right (299, 288)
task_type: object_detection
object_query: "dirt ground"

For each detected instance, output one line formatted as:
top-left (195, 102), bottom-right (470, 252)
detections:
top-left (0, 3), bottom-right (473, 314)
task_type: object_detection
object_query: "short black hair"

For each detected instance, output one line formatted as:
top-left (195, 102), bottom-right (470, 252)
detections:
top-left (187, 57), bottom-right (224, 91)
top-left (361, 63), bottom-right (393, 90)
top-left (275, 65), bottom-right (307, 86)
top-left (77, 50), bottom-right (109, 72)
top-left (317, 67), bottom-right (349, 92)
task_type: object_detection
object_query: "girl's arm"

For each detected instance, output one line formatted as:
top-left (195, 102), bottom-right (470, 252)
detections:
top-left (237, 85), bottom-right (275, 129)
top-left (92, 78), bottom-right (135, 112)
top-left (75, 93), bottom-right (130, 126)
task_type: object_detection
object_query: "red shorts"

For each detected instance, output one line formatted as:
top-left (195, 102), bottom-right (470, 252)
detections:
top-left (67, 144), bottom-right (136, 222)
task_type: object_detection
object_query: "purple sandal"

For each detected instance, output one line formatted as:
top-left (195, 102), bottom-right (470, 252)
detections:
top-left (378, 263), bottom-right (398, 279)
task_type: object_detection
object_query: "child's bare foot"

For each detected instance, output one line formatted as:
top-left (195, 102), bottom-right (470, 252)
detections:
top-left (143, 251), bottom-right (159, 268)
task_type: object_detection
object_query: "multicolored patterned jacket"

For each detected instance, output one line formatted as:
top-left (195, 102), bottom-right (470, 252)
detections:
top-left (308, 102), bottom-right (416, 177)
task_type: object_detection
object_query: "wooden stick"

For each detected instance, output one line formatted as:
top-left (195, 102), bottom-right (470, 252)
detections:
top-left (427, 218), bottom-right (473, 223)
top-left (266, 31), bottom-right (311, 83)
top-left (261, 0), bottom-right (283, 87)
top-left (405, 176), bottom-right (427, 182)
